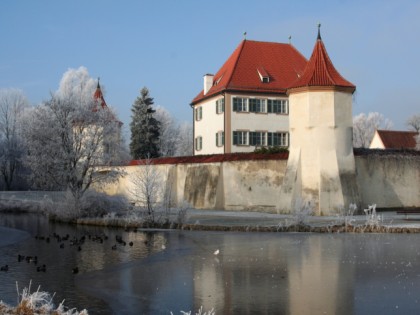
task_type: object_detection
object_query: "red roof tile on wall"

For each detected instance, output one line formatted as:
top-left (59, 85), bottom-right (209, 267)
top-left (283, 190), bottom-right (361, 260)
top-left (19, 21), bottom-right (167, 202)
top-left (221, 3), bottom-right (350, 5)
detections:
top-left (377, 130), bottom-right (418, 149)
top-left (191, 40), bottom-right (308, 105)
top-left (288, 37), bottom-right (355, 91)
top-left (128, 152), bottom-right (289, 166)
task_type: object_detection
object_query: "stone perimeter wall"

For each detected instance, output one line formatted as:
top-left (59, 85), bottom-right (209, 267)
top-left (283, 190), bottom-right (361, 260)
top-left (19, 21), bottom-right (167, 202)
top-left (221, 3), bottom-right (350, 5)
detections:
top-left (355, 152), bottom-right (419, 209)
top-left (99, 152), bottom-right (419, 214)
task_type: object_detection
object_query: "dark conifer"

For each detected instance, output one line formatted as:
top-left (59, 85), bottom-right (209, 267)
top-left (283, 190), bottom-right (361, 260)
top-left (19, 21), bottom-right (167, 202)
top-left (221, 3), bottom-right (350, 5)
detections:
top-left (129, 87), bottom-right (160, 159)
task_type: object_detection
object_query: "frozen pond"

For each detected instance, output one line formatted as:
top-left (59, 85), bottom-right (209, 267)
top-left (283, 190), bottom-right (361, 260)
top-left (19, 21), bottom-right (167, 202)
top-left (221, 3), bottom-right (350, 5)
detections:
top-left (1, 213), bottom-right (420, 314)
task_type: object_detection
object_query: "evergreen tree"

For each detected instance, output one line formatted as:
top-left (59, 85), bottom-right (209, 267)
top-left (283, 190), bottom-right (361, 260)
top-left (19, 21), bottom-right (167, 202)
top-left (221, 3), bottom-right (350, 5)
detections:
top-left (130, 87), bottom-right (160, 159)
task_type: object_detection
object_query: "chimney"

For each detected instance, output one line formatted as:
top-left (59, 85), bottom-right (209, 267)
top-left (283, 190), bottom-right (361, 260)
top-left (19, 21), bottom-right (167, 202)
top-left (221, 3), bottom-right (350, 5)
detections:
top-left (203, 74), bottom-right (214, 95)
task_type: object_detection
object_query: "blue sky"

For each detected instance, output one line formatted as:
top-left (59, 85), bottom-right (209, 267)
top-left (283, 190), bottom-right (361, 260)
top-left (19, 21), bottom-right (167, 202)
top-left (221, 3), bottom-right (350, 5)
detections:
top-left (1, 0), bottom-right (419, 133)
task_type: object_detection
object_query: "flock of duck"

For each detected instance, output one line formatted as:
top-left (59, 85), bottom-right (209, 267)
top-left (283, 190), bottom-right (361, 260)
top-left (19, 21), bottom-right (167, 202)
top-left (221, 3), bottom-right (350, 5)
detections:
top-left (0, 230), bottom-right (137, 275)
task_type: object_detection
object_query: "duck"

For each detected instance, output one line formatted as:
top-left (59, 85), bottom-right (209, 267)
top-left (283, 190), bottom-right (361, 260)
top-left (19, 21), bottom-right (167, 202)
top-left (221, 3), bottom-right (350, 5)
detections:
top-left (72, 267), bottom-right (79, 274)
top-left (37, 264), bottom-right (46, 272)
top-left (129, 241), bottom-right (134, 247)
top-left (18, 254), bottom-right (25, 262)
top-left (0, 265), bottom-right (8, 271)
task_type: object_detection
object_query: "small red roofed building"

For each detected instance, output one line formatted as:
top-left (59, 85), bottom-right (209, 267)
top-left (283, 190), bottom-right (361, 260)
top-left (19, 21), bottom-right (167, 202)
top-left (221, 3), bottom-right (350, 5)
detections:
top-left (370, 129), bottom-right (419, 150)
top-left (191, 38), bottom-right (307, 155)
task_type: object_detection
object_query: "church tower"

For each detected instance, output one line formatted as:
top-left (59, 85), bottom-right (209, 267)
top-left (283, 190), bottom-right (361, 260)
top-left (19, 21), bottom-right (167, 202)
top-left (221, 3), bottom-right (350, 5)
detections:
top-left (279, 26), bottom-right (361, 215)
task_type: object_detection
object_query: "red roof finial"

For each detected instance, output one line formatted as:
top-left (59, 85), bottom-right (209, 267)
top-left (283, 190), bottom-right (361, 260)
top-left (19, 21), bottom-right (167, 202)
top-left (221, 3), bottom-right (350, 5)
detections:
top-left (317, 23), bottom-right (322, 40)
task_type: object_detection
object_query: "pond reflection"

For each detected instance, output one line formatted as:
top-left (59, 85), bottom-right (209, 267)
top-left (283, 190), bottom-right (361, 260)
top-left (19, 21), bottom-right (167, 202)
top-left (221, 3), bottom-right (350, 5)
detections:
top-left (1, 214), bottom-right (420, 315)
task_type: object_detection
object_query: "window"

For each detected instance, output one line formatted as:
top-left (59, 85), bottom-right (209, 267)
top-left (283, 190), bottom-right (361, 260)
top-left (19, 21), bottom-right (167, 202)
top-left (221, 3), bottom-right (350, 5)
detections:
top-left (195, 106), bottom-right (202, 121)
top-left (267, 132), bottom-right (289, 146)
top-left (232, 97), bottom-right (248, 112)
top-left (257, 67), bottom-right (270, 83)
top-left (267, 99), bottom-right (288, 114)
top-left (249, 132), bottom-right (266, 146)
top-left (216, 98), bottom-right (225, 114)
top-left (195, 136), bottom-right (202, 151)
top-left (216, 131), bottom-right (224, 147)
top-left (233, 131), bottom-right (248, 145)
top-left (249, 98), bottom-right (266, 113)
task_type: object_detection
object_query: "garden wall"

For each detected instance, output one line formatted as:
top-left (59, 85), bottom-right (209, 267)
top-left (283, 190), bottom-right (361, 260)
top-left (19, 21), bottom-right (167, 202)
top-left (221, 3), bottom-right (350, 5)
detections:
top-left (354, 150), bottom-right (419, 209)
top-left (98, 151), bottom-right (419, 214)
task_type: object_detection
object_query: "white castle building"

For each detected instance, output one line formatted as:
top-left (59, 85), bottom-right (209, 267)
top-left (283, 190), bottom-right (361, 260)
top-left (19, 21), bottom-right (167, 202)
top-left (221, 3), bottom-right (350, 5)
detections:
top-left (100, 27), bottom-right (419, 215)
top-left (191, 36), bottom-right (307, 155)
top-left (192, 27), bottom-right (360, 213)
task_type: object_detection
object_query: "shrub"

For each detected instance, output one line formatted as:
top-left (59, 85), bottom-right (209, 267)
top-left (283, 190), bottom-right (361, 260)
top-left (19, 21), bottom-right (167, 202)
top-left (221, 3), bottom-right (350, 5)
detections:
top-left (254, 146), bottom-right (288, 154)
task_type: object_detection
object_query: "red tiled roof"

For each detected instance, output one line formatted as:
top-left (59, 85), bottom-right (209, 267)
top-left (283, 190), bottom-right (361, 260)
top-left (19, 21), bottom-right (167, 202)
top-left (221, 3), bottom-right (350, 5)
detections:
top-left (376, 130), bottom-right (418, 149)
top-left (288, 35), bottom-right (355, 91)
top-left (191, 40), bottom-right (308, 105)
top-left (128, 152), bottom-right (289, 166)
top-left (93, 81), bottom-right (107, 111)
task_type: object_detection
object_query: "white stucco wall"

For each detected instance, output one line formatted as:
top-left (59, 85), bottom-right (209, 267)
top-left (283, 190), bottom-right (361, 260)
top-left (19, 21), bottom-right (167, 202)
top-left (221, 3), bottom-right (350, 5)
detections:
top-left (355, 153), bottom-right (420, 208)
top-left (194, 96), bottom-right (224, 155)
top-left (369, 131), bottom-right (385, 149)
top-left (97, 152), bottom-right (419, 214)
top-left (230, 94), bottom-right (289, 153)
top-left (221, 160), bottom-right (286, 212)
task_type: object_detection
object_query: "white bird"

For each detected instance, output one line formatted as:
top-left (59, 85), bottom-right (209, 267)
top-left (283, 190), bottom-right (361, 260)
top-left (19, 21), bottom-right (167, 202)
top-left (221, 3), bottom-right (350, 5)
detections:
top-left (214, 249), bottom-right (220, 255)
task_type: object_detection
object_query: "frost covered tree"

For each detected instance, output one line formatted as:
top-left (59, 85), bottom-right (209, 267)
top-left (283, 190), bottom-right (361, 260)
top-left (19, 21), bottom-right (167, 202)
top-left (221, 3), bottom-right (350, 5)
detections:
top-left (175, 121), bottom-right (193, 156)
top-left (130, 87), bottom-right (160, 159)
top-left (21, 67), bottom-right (123, 211)
top-left (0, 88), bottom-right (29, 190)
top-left (406, 114), bottom-right (420, 132)
top-left (154, 106), bottom-right (193, 157)
top-left (129, 157), bottom-right (162, 222)
top-left (353, 112), bottom-right (393, 148)
top-left (154, 106), bottom-right (178, 157)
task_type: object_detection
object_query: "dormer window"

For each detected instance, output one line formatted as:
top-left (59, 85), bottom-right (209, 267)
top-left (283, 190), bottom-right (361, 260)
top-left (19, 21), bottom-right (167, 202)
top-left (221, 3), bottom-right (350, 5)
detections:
top-left (213, 75), bottom-right (223, 86)
top-left (257, 67), bottom-right (270, 83)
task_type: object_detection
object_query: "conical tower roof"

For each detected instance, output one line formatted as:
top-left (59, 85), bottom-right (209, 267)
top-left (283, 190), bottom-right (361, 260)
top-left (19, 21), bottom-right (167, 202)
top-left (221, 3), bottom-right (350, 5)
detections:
top-left (288, 26), bottom-right (355, 93)
top-left (93, 78), bottom-right (107, 110)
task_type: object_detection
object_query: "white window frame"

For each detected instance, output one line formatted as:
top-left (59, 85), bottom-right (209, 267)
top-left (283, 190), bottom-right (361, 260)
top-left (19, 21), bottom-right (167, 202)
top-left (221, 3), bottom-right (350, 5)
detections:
top-left (233, 130), bottom-right (248, 146)
top-left (232, 97), bottom-right (248, 112)
top-left (195, 136), bottom-right (203, 151)
top-left (249, 131), bottom-right (267, 146)
top-left (216, 131), bottom-right (224, 147)
top-left (216, 98), bottom-right (225, 114)
top-left (195, 106), bottom-right (203, 121)
top-left (267, 132), bottom-right (289, 147)
top-left (267, 99), bottom-right (288, 114)
top-left (249, 98), bottom-right (266, 113)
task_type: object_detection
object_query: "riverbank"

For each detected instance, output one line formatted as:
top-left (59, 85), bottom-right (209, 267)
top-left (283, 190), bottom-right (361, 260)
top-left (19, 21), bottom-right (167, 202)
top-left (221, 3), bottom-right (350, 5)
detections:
top-left (2, 197), bottom-right (420, 233)
top-left (55, 208), bottom-right (420, 234)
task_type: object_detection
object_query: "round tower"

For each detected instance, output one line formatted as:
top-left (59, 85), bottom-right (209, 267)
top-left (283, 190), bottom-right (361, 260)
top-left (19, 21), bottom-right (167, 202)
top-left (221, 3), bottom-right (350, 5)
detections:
top-left (279, 26), bottom-right (361, 215)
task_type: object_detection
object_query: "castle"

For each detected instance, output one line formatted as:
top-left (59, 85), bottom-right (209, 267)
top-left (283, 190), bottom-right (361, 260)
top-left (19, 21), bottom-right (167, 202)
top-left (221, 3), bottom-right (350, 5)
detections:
top-left (99, 28), bottom-right (419, 215)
